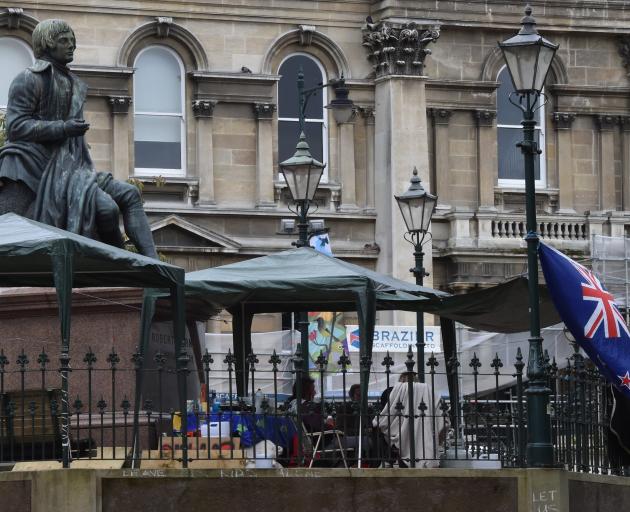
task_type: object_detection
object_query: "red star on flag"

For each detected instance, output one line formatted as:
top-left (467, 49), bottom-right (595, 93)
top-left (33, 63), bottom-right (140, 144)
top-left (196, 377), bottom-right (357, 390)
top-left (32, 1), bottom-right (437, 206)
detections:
top-left (618, 371), bottom-right (630, 390)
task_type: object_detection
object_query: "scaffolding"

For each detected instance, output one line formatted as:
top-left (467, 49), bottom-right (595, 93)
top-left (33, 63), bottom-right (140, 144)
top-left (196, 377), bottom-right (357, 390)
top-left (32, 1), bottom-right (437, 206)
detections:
top-left (591, 234), bottom-right (630, 324)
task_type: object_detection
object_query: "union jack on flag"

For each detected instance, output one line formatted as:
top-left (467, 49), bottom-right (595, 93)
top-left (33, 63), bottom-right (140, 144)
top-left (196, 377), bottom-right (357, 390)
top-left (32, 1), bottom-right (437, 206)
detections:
top-left (539, 243), bottom-right (630, 397)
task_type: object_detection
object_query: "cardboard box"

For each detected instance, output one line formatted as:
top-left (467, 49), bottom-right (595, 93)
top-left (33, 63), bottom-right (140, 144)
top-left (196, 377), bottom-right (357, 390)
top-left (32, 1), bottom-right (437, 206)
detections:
top-left (160, 435), bottom-right (240, 452)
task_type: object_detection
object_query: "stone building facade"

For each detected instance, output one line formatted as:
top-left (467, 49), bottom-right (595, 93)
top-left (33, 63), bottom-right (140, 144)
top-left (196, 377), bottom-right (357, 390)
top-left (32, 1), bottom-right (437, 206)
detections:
top-left (1, 0), bottom-right (630, 304)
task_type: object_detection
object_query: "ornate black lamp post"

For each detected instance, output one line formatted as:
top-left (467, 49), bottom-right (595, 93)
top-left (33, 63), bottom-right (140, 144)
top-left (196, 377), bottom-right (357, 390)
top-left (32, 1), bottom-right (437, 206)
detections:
top-left (279, 69), bottom-right (355, 370)
top-left (499, 5), bottom-right (558, 467)
top-left (395, 167), bottom-right (437, 383)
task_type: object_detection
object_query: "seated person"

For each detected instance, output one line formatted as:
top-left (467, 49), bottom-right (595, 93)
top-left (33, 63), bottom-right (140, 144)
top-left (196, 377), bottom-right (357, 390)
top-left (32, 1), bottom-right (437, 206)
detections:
top-left (340, 383), bottom-right (361, 436)
top-left (287, 377), bottom-right (333, 433)
top-left (373, 371), bottom-right (447, 468)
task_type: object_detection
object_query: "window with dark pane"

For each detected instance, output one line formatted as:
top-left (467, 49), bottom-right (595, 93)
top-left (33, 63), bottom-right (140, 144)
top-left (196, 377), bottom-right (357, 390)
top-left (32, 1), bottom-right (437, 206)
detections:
top-left (497, 66), bottom-right (545, 185)
top-left (133, 46), bottom-right (185, 175)
top-left (278, 54), bottom-right (327, 177)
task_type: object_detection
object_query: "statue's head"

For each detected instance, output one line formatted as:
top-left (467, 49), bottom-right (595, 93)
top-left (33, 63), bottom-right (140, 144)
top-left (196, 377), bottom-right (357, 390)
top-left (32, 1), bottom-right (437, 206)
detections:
top-left (32, 19), bottom-right (76, 64)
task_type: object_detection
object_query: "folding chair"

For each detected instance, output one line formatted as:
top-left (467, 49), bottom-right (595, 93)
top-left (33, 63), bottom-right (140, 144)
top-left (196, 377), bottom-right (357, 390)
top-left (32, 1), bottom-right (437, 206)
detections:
top-left (302, 423), bottom-right (352, 468)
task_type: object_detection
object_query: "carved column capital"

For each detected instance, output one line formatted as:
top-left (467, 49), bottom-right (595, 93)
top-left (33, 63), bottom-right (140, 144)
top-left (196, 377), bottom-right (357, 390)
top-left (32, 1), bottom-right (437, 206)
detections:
top-left (620, 116), bottom-right (630, 132)
top-left (618, 36), bottom-right (630, 77)
top-left (192, 99), bottom-right (217, 118)
top-left (473, 109), bottom-right (496, 127)
top-left (596, 114), bottom-right (618, 131)
top-left (108, 96), bottom-right (132, 115)
top-left (253, 102), bottom-right (277, 120)
top-left (552, 112), bottom-right (576, 130)
top-left (361, 20), bottom-right (440, 77)
top-left (358, 105), bottom-right (375, 124)
top-left (429, 108), bottom-right (453, 125)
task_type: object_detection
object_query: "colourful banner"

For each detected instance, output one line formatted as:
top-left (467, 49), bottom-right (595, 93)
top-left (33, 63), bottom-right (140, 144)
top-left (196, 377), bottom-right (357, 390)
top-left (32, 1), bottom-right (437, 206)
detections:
top-left (307, 312), bottom-right (349, 376)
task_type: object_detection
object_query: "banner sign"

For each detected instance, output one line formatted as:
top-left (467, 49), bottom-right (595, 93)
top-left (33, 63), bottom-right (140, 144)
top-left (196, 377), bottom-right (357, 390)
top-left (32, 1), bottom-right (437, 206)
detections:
top-left (345, 325), bottom-right (442, 353)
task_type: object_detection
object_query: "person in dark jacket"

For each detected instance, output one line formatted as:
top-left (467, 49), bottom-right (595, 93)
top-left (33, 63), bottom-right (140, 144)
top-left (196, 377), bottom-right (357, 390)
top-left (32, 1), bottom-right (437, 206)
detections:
top-left (0, 19), bottom-right (157, 257)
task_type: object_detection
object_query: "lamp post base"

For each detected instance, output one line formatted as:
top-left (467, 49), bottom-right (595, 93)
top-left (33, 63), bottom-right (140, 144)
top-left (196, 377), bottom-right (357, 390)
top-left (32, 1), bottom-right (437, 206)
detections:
top-left (526, 443), bottom-right (555, 467)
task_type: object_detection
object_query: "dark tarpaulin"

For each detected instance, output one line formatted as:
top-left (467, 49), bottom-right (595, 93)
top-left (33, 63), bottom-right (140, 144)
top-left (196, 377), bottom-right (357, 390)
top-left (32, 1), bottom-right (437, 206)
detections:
top-left (422, 276), bottom-right (561, 333)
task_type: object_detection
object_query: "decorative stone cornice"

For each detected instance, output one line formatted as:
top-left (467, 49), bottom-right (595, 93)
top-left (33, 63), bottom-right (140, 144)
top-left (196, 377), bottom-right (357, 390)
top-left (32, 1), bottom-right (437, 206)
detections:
top-left (473, 109), bottom-right (496, 127)
top-left (596, 114), bottom-right (618, 131)
top-left (429, 108), bottom-right (453, 125)
top-left (552, 112), bottom-right (576, 130)
top-left (192, 99), bottom-right (217, 118)
top-left (252, 102), bottom-right (276, 120)
top-left (619, 116), bottom-right (630, 132)
top-left (108, 96), bottom-right (132, 115)
top-left (298, 24), bottom-right (316, 47)
top-left (361, 20), bottom-right (439, 78)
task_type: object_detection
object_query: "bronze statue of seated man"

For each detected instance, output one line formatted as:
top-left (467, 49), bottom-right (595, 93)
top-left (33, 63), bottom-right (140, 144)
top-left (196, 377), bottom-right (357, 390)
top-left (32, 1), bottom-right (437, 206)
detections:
top-left (0, 18), bottom-right (158, 259)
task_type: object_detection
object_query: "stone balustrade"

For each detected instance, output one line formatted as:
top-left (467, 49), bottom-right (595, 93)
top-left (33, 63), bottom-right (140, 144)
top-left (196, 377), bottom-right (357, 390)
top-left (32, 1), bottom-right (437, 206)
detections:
top-left (435, 209), bottom-right (630, 252)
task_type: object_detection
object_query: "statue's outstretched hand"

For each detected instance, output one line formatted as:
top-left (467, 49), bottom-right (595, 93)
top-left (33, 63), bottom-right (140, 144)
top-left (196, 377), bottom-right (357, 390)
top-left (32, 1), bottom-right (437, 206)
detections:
top-left (63, 119), bottom-right (90, 137)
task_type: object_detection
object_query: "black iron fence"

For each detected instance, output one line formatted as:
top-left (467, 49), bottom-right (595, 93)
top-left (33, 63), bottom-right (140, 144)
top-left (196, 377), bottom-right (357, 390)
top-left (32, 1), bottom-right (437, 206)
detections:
top-left (0, 342), bottom-right (623, 473)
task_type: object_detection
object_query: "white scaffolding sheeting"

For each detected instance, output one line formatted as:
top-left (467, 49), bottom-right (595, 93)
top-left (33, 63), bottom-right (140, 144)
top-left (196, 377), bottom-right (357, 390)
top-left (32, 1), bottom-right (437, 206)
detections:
top-left (204, 329), bottom-right (299, 399)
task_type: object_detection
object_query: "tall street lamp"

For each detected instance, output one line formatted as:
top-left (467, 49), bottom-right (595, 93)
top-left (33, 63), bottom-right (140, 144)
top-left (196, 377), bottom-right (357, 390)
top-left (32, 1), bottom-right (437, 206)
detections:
top-left (499, 5), bottom-right (558, 467)
top-left (279, 68), bottom-right (355, 369)
top-left (395, 167), bottom-right (437, 383)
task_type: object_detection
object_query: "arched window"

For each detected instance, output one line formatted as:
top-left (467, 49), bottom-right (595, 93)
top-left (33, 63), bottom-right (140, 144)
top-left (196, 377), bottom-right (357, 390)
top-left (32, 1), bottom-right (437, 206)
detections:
top-left (133, 46), bottom-right (186, 176)
top-left (497, 66), bottom-right (546, 187)
top-left (278, 53), bottom-right (328, 180)
top-left (0, 37), bottom-right (34, 109)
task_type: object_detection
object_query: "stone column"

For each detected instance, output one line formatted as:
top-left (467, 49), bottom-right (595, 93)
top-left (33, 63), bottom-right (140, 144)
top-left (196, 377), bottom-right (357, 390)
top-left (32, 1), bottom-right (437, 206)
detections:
top-left (429, 108), bottom-right (453, 210)
top-left (374, 76), bottom-right (432, 287)
top-left (338, 110), bottom-right (359, 212)
top-left (597, 114), bottom-right (617, 212)
top-left (108, 96), bottom-right (132, 181)
top-left (474, 110), bottom-right (497, 211)
top-left (552, 112), bottom-right (576, 214)
top-left (253, 103), bottom-right (277, 208)
top-left (363, 19), bottom-right (439, 324)
top-left (192, 99), bottom-right (217, 205)
top-left (620, 116), bottom-right (630, 211)
top-left (359, 107), bottom-right (376, 214)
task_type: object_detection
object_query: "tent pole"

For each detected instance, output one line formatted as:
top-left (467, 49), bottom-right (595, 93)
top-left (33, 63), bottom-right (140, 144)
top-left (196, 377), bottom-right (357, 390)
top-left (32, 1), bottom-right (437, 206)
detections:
top-left (51, 241), bottom-right (73, 469)
top-left (172, 283), bottom-right (189, 468)
top-left (441, 318), bottom-right (460, 431)
top-left (131, 290), bottom-right (158, 467)
top-left (357, 290), bottom-right (376, 467)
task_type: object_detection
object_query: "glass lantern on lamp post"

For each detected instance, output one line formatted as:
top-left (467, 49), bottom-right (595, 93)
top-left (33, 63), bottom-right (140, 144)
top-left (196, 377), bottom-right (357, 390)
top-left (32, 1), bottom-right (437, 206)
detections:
top-left (499, 4), bottom-right (558, 468)
top-left (395, 167), bottom-right (437, 383)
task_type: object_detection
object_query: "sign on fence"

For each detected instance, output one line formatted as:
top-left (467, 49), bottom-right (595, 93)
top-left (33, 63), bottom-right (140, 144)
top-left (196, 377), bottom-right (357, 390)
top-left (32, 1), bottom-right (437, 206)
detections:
top-left (345, 325), bottom-right (442, 353)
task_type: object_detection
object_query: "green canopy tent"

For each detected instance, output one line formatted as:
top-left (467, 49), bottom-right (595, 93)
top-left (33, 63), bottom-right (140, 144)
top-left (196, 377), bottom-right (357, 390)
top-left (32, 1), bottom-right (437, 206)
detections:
top-left (0, 213), bottom-right (188, 467)
top-left (179, 247), bottom-right (450, 416)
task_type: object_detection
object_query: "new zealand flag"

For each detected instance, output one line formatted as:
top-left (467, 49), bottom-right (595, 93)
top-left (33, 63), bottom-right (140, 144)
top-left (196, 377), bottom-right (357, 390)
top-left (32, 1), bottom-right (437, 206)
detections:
top-left (539, 242), bottom-right (630, 397)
